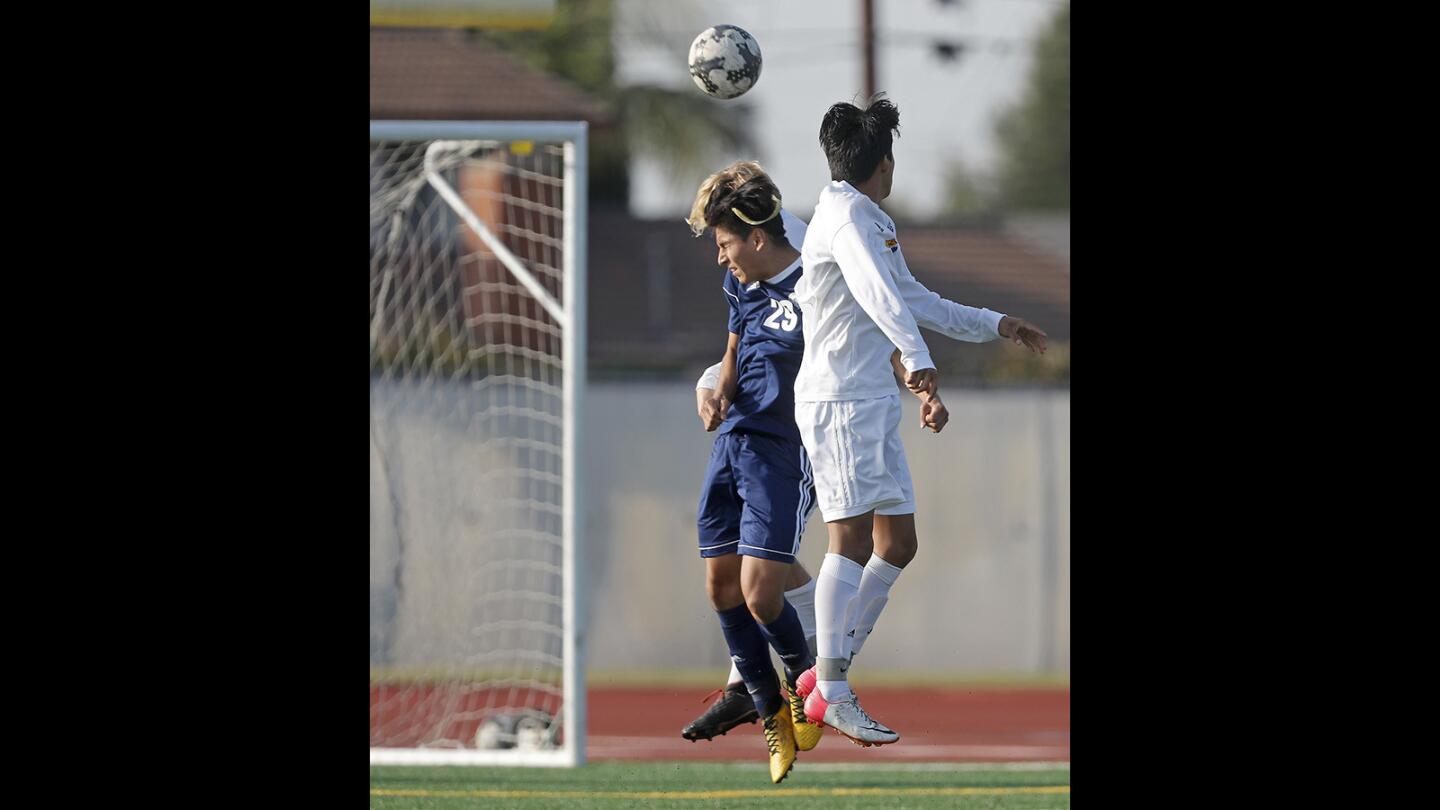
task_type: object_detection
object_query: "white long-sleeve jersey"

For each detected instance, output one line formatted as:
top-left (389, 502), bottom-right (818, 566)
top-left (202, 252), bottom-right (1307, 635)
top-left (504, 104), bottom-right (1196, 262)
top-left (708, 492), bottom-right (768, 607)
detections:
top-left (793, 181), bottom-right (1006, 402)
top-left (696, 361), bottom-right (722, 391)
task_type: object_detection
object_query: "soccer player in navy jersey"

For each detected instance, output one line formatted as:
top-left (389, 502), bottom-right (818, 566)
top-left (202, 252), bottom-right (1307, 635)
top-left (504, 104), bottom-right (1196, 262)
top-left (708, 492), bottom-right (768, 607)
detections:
top-left (679, 163), bottom-right (822, 752)
top-left (683, 165), bottom-right (821, 783)
top-left (685, 365), bottom-right (820, 740)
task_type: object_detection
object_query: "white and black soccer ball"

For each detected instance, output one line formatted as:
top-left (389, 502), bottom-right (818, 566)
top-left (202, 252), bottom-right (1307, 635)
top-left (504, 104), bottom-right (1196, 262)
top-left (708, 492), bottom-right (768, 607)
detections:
top-left (688, 25), bottom-right (763, 100)
top-left (475, 714), bottom-right (516, 750)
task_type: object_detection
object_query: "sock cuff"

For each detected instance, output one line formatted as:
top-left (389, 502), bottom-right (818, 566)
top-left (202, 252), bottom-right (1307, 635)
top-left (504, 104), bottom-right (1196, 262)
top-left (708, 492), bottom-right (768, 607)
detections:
top-left (821, 553), bottom-right (865, 588)
top-left (784, 577), bottom-right (817, 602)
top-left (816, 656), bottom-right (850, 680)
top-left (759, 599), bottom-right (799, 632)
top-left (865, 553), bottom-right (904, 586)
top-left (716, 603), bottom-right (755, 629)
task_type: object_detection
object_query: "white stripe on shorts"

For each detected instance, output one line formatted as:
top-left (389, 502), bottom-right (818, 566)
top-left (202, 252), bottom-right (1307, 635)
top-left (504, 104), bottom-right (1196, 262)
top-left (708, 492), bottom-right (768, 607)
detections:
top-left (791, 446), bottom-right (814, 556)
top-left (827, 402), bottom-right (852, 508)
top-left (739, 543), bottom-right (795, 558)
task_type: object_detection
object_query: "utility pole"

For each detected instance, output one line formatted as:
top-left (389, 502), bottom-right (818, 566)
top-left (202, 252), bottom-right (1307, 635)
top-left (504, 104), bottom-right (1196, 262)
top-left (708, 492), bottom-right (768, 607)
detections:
top-left (862, 0), bottom-right (876, 100)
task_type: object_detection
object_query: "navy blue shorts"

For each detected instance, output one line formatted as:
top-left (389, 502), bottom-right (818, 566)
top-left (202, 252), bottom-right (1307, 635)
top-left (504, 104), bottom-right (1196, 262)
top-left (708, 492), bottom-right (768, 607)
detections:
top-left (697, 431), bottom-right (816, 563)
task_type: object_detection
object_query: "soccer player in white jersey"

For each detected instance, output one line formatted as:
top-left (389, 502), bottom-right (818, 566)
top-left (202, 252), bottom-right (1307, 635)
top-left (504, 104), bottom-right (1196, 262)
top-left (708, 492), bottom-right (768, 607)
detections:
top-left (790, 97), bottom-right (1048, 746)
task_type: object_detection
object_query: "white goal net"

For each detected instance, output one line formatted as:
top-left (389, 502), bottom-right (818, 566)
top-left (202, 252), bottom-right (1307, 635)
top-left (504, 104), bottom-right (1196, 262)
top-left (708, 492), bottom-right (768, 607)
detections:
top-left (369, 121), bottom-right (587, 766)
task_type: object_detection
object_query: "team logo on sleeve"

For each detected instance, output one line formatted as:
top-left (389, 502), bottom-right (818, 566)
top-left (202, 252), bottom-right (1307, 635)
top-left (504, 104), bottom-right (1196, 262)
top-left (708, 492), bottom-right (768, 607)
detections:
top-left (875, 222), bottom-right (899, 252)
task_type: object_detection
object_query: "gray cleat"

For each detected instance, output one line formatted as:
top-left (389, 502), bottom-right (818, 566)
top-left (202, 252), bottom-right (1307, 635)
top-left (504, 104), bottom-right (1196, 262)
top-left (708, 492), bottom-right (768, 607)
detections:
top-left (811, 693), bottom-right (900, 747)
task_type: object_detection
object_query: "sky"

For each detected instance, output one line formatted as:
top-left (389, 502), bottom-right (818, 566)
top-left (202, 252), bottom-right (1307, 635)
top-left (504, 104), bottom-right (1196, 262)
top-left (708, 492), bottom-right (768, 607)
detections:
top-left (614, 0), bottom-right (1065, 220)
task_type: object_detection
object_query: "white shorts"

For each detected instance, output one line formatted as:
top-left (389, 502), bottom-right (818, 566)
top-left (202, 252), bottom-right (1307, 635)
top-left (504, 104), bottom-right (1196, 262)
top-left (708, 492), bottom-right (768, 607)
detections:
top-left (794, 394), bottom-right (915, 521)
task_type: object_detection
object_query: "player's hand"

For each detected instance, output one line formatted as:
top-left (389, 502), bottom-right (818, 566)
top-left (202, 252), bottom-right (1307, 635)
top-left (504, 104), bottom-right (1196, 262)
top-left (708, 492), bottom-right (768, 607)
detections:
top-left (920, 394), bottom-right (949, 433)
top-left (905, 367), bottom-right (937, 397)
top-left (999, 316), bottom-right (1048, 354)
top-left (700, 396), bottom-right (729, 431)
top-left (700, 397), bottom-right (722, 431)
top-left (696, 386), bottom-right (717, 425)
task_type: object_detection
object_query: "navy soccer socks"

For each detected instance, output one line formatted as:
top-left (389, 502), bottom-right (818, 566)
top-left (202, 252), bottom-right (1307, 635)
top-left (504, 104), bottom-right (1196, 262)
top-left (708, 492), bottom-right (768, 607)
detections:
top-left (757, 600), bottom-right (814, 689)
top-left (716, 604), bottom-right (783, 717)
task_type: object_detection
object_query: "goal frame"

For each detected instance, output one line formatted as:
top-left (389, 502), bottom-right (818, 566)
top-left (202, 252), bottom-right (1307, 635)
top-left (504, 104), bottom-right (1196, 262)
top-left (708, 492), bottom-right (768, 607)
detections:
top-left (368, 120), bottom-right (588, 767)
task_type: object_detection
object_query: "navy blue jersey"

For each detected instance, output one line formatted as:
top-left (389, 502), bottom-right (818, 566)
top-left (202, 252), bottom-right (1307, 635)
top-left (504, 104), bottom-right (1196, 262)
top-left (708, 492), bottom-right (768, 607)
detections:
top-left (719, 258), bottom-right (805, 442)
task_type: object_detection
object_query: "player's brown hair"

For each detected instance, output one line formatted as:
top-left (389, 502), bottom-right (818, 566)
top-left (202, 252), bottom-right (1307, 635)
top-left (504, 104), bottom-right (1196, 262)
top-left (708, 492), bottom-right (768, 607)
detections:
top-left (686, 160), bottom-right (772, 237)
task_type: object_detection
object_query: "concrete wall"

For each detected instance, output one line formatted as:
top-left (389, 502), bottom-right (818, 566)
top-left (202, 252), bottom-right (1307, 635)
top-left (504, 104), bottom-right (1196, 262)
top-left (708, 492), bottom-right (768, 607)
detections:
top-left (581, 383), bottom-right (1069, 676)
top-left (371, 379), bottom-right (1069, 677)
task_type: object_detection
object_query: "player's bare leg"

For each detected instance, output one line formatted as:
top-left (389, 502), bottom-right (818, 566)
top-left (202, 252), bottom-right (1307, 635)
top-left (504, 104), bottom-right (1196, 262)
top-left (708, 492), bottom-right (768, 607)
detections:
top-left (871, 514), bottom-right (917, 567)
top-left (706, 552), bottom-right (745, 612)
top-left (801, 512), bottom-right (899, 746)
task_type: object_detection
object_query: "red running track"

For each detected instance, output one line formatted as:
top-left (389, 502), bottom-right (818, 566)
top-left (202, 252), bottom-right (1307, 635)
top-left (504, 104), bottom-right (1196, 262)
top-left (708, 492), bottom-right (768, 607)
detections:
top-left (372, 684), bottom-right (1069, 763)
top-left (589, 685), bottom-right (1069, 763)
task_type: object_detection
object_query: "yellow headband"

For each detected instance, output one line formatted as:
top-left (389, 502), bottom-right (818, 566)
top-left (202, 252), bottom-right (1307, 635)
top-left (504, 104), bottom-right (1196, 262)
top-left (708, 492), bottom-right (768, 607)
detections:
top-left (732, 195), bottom-right (782, 226)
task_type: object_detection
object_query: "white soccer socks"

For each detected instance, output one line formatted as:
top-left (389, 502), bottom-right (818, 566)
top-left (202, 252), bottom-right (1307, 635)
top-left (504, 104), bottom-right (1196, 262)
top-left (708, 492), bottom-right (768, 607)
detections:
top-left (785, 578), bottom-right (819, 656)
top-left (845, 553), bottom-right (904, 659)
top-left (814, 553), bottom-right (865, 702)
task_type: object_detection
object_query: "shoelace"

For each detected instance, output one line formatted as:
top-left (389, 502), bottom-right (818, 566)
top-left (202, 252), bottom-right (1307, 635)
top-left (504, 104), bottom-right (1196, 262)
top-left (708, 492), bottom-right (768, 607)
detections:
top-left (788, 690), bottom-right (813, 724)
top-left (849, 698), bottom-right (884, 730)
top-left (763, 715), bottom-right (783, 755)
top-left (698, 687), bottom-right (725, 705)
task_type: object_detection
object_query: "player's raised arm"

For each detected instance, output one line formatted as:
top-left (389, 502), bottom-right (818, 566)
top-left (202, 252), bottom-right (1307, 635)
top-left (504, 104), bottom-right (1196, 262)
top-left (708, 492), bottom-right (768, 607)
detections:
top-left (882, 239), bottom-right (1046, 352)
top-left (892, 263), bottom-right (1005, 344)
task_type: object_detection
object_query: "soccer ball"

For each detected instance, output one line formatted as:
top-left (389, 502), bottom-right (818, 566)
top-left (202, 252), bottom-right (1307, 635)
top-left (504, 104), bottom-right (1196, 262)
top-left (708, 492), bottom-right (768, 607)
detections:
top-left (474, 710), bottom-right (557, 751)
top-left (688, 25), bottom-right (763, 99)
top-left (475, 714), bottom-right (516, 750)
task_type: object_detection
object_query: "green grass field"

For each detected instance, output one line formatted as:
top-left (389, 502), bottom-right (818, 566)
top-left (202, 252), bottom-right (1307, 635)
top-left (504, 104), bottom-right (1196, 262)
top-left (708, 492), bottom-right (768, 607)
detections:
top-left (371, 762), bottom-right (1071, 809)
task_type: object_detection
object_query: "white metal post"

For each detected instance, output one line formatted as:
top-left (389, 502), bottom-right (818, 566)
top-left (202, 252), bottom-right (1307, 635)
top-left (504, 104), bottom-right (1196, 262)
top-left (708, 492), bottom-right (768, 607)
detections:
top-left (561, 125), bottom-right (587, 766)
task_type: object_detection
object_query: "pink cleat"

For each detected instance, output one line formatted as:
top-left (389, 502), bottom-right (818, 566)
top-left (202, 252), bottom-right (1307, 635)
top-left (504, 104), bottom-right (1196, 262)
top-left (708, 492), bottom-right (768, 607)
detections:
top-left (795, 665), bottom-right (818, 700)
top-left (802, 686), bottom-right (828, 726)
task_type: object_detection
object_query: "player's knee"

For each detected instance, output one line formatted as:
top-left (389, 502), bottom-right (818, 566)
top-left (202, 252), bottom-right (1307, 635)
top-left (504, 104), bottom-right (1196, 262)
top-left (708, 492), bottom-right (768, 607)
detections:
top-left (743, 589), bottom-right (784, 625)
top-left (829, 515), bottom-right (875, 563)
top-left (834, 534), bottom-right (873, 565)
top-left (706, 568), bottom-right (743, 610)
top-left (883, 538), bottom-right (917, 568)
top-left (740, 569), bottom-right (786, 624)
top-left (874, 520), bottom-right (918, 567)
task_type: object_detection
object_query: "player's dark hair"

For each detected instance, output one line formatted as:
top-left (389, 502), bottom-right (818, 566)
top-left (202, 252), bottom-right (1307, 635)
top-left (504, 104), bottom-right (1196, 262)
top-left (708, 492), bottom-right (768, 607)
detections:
top-left (818, 95), bottom-right (900, 184)
top-left (704, 175), bottom-right (787, 243)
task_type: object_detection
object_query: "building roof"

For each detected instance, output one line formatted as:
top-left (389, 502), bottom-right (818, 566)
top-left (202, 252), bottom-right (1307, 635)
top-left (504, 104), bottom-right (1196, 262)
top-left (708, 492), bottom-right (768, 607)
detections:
top-left (371, 27), bottom-right (607, 122)
top-left (585, 210), bottom-right (1070, 379)
top-left (1003, 213), bottom-right (1070, 267)
top-left (897, 225), bottom-right (1070, 338)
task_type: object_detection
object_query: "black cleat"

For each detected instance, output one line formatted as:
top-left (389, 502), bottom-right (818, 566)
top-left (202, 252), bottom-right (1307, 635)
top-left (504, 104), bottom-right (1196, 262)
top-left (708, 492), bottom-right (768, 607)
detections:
top-left (681, 682), bottom-right (759, 741)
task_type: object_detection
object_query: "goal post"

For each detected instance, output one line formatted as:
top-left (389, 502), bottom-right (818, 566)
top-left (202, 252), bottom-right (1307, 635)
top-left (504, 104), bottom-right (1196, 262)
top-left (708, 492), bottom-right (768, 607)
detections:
top-left (369, 121), bottom-right (587, 767)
